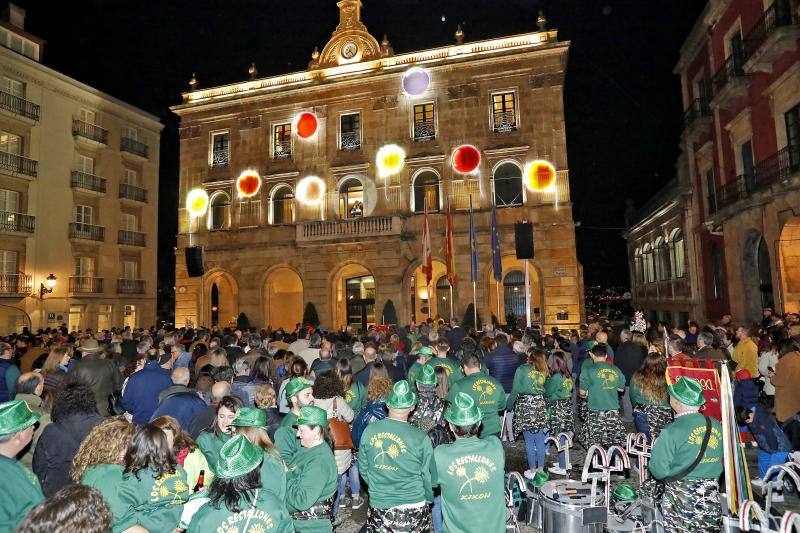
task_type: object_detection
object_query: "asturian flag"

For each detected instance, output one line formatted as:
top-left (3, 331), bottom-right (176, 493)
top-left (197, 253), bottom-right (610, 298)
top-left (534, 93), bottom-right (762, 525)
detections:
top-left (421, 205), bottom-right (433, 286)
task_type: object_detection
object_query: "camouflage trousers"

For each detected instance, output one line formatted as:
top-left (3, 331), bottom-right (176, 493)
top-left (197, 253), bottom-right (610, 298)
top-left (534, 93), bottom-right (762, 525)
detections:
top-left (513, 394), bottom-right (548, 435)
top-left (367, 504), bottom-right (431, 533)
top-left (581, 409), bottom-right (626, 449)
top-left (290, 495), bottom-right (334, 522)
top-left (661, 478), bottom-right (721, 533)
top-left (634, 403), bottom-right (674, 440)
top-left (548, 398), bottom-right (574, 436)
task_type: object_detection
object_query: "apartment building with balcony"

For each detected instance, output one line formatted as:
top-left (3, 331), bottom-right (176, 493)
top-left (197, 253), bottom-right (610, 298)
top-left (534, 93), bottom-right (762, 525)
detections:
top-left (0, 4), bottom-right (161, 333)
top-left (172, 1), bottom-right (583, 330)
top-left (651, 0), bottom-right (800, 324)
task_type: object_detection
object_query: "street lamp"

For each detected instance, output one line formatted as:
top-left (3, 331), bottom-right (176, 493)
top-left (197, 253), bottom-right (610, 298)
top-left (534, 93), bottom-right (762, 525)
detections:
top-left (40, 274), bottom-right (56, 299)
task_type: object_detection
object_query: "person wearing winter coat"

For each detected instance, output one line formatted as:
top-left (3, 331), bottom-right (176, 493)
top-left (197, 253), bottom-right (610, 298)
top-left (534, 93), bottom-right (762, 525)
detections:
top-left (148, 368), bottom-right (207, 430)
top-left (32, 384), bottom-right (103, 497)
top-left (120, 354), bottom-right (172, 423)
top-left (736, 404), bottom-right (793, 501)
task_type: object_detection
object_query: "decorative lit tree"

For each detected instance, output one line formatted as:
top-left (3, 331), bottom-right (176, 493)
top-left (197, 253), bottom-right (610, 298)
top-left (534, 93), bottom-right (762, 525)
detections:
top-left (462, 303), bottom-right (482, 330)
top-left (236, 312), bottom-right (251, 331)
top-left (303, 302), bottom-right (320, 328)
top-left (381, 299), bottom-right (398, 326)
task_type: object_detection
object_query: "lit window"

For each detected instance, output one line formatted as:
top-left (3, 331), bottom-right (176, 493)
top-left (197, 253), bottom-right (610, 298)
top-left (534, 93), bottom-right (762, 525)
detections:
top-left (340, 113), bottom-right (361, 151)
top-left (210, 132), bottom-right (230, 167)
top-left (273, 124), bottom-right (291, 159)
top-left (413, 103), bottom-right (435, 142)
top-left (492, 92), bottom-right (517, 132)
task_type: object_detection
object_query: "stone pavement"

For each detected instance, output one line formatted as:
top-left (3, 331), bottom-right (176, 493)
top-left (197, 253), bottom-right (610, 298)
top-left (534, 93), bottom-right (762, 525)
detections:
top-left (333, 431), bottom-right (798, 531)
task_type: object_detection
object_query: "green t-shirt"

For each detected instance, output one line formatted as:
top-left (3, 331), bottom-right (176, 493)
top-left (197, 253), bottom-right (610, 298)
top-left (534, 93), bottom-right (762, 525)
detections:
top-left (285, 442), bottom-right (338, 533)
top-left (407, 362), bottom-right (424, 390)
top-left (0, 455), bottom-right (43, 531)
top-left (544, 373), bottom-right (573, 401)
top-left (82, 464), bottom-right (190, 533)
top-left (506, 364), bottom-right (547, 410)
top-left (630, 379), bottom-right (670, 407)
top-left (344, 381), bottom-right (367, 414)
top-left (447, 373), bottom-right (506, 438)
top-left (188, 488), bottom-right (294, 533)
top-left (359, 417), bottom-right (434, 509)
top-left (196, 431), bottom-right (232, 477)
top-left (432, 436), bottom-right (506, 533)
top-left (579, 360), bottom-right (624, 411)
top-left (649, 412), bottom-right (724, 480)
top-left (274, 411), bottom-right (300, 466)
top-left (260, 449), bottom-right (287, 502)
top-left (429, 357), bottom-right (464, 383)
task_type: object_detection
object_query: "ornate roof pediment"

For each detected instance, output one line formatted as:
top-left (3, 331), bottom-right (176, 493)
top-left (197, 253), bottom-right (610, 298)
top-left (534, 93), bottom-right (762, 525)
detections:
top-left (310, 0), bottom-right (384, 70)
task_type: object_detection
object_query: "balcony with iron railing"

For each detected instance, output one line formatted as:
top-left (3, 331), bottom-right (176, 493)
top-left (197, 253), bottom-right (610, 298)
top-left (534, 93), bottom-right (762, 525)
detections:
top-left (69, 222), bottom-right (105, 242)
top-left (0, 211), bottom-right (35, 234)
top-left (273, 139), bottom-right (292, 160)
top-left (715, 144), bottom-right (800, 211)
top-left (121, 137), bottom-right (149, 158)
top-left (118, 230), bottom-right (146, 247)
top-left (710, 52), bottom-right (749, 109)
top-left (680, 97), bottom-right (712, 138)
top-left (72, 119), bottom-right (108, 145)
top-left (69, 276), bottom-right (104, 294)
top-left (413, 121), bottom-right (436, 142)
top-left (119, 183), bottom-right (148, 203)
top-left (0, 90), bottom-right (39, 121)
top-left (117, 278), bottom-right (145, 294)
top-left (71, 170), bottom-right (107, 194)
top-left (0, 151), bottom-right (37, 178)
top-left (0, 273), bottom-right (32, 295)
top-left (492, 111), bottom-right (517, 133)
top-left (211, 149), bottom-right (229, 167)
top-left (340, 131), bottom-right (361, 151)
top-left (743, 0), bottom-right (800, 73)
top-left (297, 215), bottom-right (402, 244)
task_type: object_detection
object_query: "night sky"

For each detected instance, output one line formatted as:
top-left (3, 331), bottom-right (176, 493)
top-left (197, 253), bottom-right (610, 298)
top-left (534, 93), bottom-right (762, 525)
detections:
top-left (15, 0), bottom-right (704, 293)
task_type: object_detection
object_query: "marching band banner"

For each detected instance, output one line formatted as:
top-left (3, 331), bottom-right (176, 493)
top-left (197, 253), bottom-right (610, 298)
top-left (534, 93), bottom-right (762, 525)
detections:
top-left (666, 366), bottom-right (723, 422)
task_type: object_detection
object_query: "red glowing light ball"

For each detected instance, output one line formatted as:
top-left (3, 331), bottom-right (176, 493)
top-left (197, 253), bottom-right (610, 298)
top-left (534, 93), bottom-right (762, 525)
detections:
top-left (294, 112), bottom-right (318, 139)
top-left (236, 170), bottom-right (262, 198)
top-left (452, 145), bottom-right (481, 174)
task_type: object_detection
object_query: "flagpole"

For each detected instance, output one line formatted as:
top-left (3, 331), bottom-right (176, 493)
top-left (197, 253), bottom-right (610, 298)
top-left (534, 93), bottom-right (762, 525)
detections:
top-left (472, 281), bottom-right (477, 328)
top-left (449, 284), bottom-right (454, 320)
top-left (495, 280), bottom-right (501, 324)
top-left (525, 259), bottom-right (531, 328)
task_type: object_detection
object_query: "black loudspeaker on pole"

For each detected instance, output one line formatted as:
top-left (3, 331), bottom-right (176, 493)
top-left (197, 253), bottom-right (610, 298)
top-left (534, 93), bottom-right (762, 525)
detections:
top-left (185, 246), bottom-right (205, 278)
top-left (514, 222), bottom-right (534, 259)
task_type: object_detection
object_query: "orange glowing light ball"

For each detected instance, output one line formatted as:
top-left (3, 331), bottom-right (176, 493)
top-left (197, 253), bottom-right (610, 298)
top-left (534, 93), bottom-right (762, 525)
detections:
top-left (236, 170), bottom-right (261, 198)
top-left (452, 145), bottom-right (481, 174)
top-left (524, 160), bottom-right (557, 191)
top-left (185, 188), bottom-right (209, 217)
top-left (294, 112), bottom-right (318, 140)
top-left (296, 176), bottom-right (326, 204)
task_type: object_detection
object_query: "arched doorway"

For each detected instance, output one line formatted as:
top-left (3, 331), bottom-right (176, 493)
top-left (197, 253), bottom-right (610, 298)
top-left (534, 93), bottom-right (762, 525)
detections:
top-left (435, 276), bottom-right (451, 321)
top-left (780, 217), bottom-right (800, 313)
top-left (208, 192), bottom-right (230, 230)
top-left (408, 260), bottom-right (448, 324)
top-left (331, 263), bottom-right (375, 330)
top-left (412, 170), bottom-right (440, 213)
top-left (492, 161), bottom-right (523, 207)
top-left (270, 185), bottom-right (294, 225)
top-left (338, 178), bottom-right (364, 219)
top-left (488, 256), bottom-right (541, 325)
top-left (204, 271), bottom-right (238, 328)
top-left (742, 230), bottom-right (772, 322)
top-left (264, 267), bottom-right (303, 330)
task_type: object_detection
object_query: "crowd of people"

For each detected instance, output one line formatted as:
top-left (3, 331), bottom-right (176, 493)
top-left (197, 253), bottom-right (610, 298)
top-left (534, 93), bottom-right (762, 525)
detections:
top-left (0, 308), bottom-right (797, 532)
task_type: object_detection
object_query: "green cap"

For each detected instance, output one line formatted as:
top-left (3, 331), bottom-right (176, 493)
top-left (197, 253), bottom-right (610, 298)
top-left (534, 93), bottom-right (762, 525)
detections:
top-left (444, 392), bottom-right (482, 426)
top-left (0, 400), bottom-right (40, 436)
top-left (417, 364), bottom-right (437, 386)
top-left (667, 376), bottom-right (705, 407)
top-left (613, 483), bottom-right (637, 501)
top-left (285, 377), bottom-right (313, 401)
top-left (216, 434), bottom-right (263, 480)
top-left (232, 407), bottom-right (268, 429)
top-left (532, 471), bottom-right (550, 488)
top-left (295, 405), bottom-right (329, 427)
top-left (385, 380), bottom-right (418, 409)
top-left (417, 346), bottom-right (434, 358)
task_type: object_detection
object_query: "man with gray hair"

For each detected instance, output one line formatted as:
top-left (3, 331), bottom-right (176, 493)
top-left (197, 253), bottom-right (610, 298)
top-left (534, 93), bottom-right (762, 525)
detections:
top-left (695, 331), bottom-right (725, 364)
top-left (150, 367), bottom-right (206, 429)
top-left (298, 333), bottom-right (322, 366)
top-left (230, 358), bottom-right (256, 406)
top-left (242, 335), bottom-right (267, 367)
top-left (614, 329), bottom-right (646, 422)
top-left (310, 342), bottom-right (336, 378)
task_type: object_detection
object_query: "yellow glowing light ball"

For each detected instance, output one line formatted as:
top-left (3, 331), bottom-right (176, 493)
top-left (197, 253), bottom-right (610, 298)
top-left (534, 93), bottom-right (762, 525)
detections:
top-left (236, 169), bottom-right (262, 198)
top-left (376, 144), bottom-right (406, 178)
top-left (186, 188), bottom-right (210, 217)
top-left (524, 160), bottom-right (557, 191)
top-left (296, 176), bottom-right (326, 204)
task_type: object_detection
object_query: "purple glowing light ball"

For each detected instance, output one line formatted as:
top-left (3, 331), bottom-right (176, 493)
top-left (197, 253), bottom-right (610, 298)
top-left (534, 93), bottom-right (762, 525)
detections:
top-left (402, 68), bottom-right (430, 96)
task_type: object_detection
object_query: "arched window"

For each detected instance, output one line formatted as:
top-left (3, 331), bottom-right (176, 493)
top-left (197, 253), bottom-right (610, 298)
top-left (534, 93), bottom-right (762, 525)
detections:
top-left (271, 185), bottom-right (294, 225)
top-left (435, 276), bottom-right (450, 319)
top-left (503, 270), bottom-right (525, 320)
top-left (642, 243), bottom-right (654, 283)
top-left (208, 192), bottom-right (230, 231)
top-left (671, 230), bottom-right (685, 278)
top-left (412, 170), bottom-right (440, 213)
top-left (710, 243), bottom-right (724, 299)
top-left (634, 247), bottom-right (643, 285)
top-left (654, 237), bottom-right (670, 281)
top-left (493, 162), bottom-right (523, 207)
top-left (757, 235), bottom-right (774, 309)
top-left (339, 178), bottom-right (364, 219)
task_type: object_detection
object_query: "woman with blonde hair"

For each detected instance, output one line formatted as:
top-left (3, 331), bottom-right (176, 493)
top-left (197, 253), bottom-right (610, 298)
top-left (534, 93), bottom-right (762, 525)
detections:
top-left (40, 346), bottom-right (72, 393)
top-left (71, 417), bottom-right (134, 483)
top-left (230, 407), bottom-right (287, 501)
top-left (152, 415), bottom-right (212, 492)
top-left (507, 347), bottom-right (550, 478)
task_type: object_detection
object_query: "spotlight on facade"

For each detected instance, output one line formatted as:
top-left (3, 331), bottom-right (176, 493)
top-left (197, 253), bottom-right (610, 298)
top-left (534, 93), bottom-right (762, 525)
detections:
top-left (376, 144), bottom-right (406, 178)
top-left (186, 188), bottom-right (210, 217)
top-left (236, 169), bottom-right (262, 198)
top-left (296, 175), bottom-right (326, 204)
top-left (293, 111), bottom-right (319, 140)
top-left (452, 144), bottom-right (481, 174)
top-left (402, 67), bottom-right (430, 97)
top-left (524, 159), bottom-right (557, 191)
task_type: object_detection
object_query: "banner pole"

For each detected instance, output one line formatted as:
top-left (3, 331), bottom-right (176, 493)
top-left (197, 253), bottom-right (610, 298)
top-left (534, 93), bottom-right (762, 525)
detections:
top-left (472, 281), bottom-right (477, 328)
top-left (449, 284), bottom-right (454, 320)
top-left (495, 280), bottom-right (501, 324)
top-left (525, 260), bottom-right (531, 328)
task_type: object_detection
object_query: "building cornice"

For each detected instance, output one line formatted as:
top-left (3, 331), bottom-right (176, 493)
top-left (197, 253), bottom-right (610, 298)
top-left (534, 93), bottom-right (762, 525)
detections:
top-left (674, 3), bottom-right (711, 74)
top-left (172, 30), bottom-right (567, 113)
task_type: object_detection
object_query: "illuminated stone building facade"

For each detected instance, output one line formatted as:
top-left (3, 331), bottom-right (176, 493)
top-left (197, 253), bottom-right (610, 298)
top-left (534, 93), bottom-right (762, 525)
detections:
top-left (172, 1), bottom-right (583, 330)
